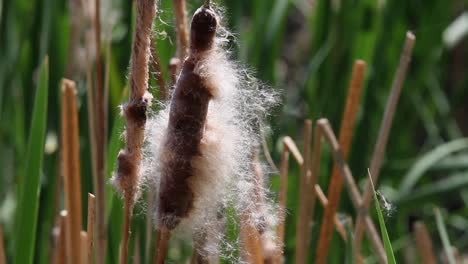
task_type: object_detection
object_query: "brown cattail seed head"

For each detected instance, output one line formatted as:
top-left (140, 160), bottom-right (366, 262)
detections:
top-left (190, 7), bottom-right (217, 54)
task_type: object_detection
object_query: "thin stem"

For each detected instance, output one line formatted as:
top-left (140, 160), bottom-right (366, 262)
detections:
top-left (239, 214), bottom-right (264, 264)
top-left (54, 210), bottom-right (68, 264)
top-left (354, 32), bottom-right (415, 256)
top-left (295, 120), bottom-right (312, 264)
top-left (61, 79), bottom-right (83, 264)
top-left (150, 37), bottom-right (168, 100)
top-left (119, 200), bottom-right (133, 264)
top-left (413, 221), bottom-right (436, 264)
top-left (93, 0), bottom-right (107, 261)
top-left (0, 223), bottom-right (5, 264)
top-left (303, 121), bottom-right (324, 251)
top-left (314, 184), bottom-right (346, 241)
top-left (172, 0), bottom-right (189, 61)
top-left (316, 119), bottom-right (386, 264)
top-left (154, 229), bottom-right (171, 264)
top-left (204, 0), bottom-right (210, 8)
top-left (275, 139), bottom-right (289, 263)
top-left (87, 194), bottom-right (96, 264)
top-left (315, 60), bottom-right (366, 264)
top-left (81, 231), bottom-right (88, 264)
top-left (283, 136), bottom-right (304, 166)
top-left (261, 131), bottom-right (279, 172)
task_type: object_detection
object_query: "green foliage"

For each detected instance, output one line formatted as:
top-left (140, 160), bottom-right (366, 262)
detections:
top-left (14, 57), bottom-right (48, 263)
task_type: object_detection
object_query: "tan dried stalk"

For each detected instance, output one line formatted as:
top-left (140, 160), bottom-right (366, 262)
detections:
top-left (316, 119), bottom-right (386, 264)
top-left (54, 210), bottom-right (68, 264)
top-left (92, 0), bottom-right (106, 260)
top-left (294, 120), bottom-right (312, 264)
top-left (114, 0), bottom-right (156, 263)
top-left (0, 223), bottom-right (5, 264)
top-left (303, 121), bottom-right (325, 252)
top-left (150, 37), bottom-right (168, 100)
top-left (173, 0), bottom-right (189, 61)
top-left (315, 60), bottom-right (366, 264)
top-left (313, 184), bottom-right (346, 241)
top-left (283, 136), bottom-right (304, 166)
top-left (413, 221), bottom-right (436, 264)
top-left (154, 229), bottom-right (171, 264)
top-left (275, 139), bottom-right (289, 263)
top-left (354, 32), bottom-right (415, 256)
top-left (87, 194), bottom-right (96, 264)
top-left (240, 213), bottom-right (264, 264)
top-left (61, 79), bottom-right (83, 264)
top-left (81, 231), bottom-right (88, 264)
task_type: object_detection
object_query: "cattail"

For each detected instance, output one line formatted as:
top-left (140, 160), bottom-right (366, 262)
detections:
top-left (144, 1), bottom-right (279, 261)
top-left (112, 0), bottom-right (156, 263)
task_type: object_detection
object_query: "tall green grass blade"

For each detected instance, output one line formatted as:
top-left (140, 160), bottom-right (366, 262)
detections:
top-left (368, 170), bottom-right (396, 264)
top-left (14, 57), bottom-right (48, 264)
top-left (434, 207), bottom-right (456, 264)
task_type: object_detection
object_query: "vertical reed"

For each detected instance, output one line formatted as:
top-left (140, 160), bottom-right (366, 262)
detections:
top-left (0, 224), bottom-right (5, 264)
top-left (92, 0), bottom-right (107, 259)
top-left (315, 60), bottom-right (366, 263)
top-left (114, 0), bottom-right (156, 263)
top-left (313, 184), bottom-right (346, 241)
top-left (294, 120), bottom-right (312, 264)
top-left (61, 79), bottom-right (83, 264)
top-left (87, 194), bottom-right (96, 264)
top-left (275, 138), bottom-right (289, 263)
top-left (413, 221), bottom-right (436, 264)
top-left (55, 210), bottom-right (68, 264)
top-left (354, 32), bottom-right (415, 255)
top-left (172, 0), bottom-right (189, 61)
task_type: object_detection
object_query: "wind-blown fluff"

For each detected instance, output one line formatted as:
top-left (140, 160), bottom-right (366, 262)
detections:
top-left (142, 3), bottom-right (280, 260)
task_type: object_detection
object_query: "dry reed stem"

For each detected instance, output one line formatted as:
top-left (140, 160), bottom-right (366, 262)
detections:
top-left (145, 194), bottom-right (155, 262)
top-left (354, 32), bottom-right (415, 256)
top-left (168, 57), bottom-right (181, 88)
top-left (275, 139), bottom-right (290, 263)
top-left (303, 121), bottom-right (324, 252)
top-left (240, 214), bottom-right (264, 264)
top-left (0, 224), bottom-right (5, 264)
top-left (314, 185), bottom-right (346, 241)
top-left (314, 60), bottom-right (366, 264)
top-left (81, 231), bottom-right (88, 264)
top-left (150, 37), bottom-right (168, 100)
top-left (84, 32), bottom-right (100, 260)
top-left (262, 132), bottom-right (279, 172)
top-left (92, 0), bottom-right (107, 259)
top-left (172, 0), bottom-right (189, 61)
top-left (295, 120), bottom-right (312, 264)
top-left (119, 201), bottom-right (132, 264)
top-left (283, 136), bottom-right (304, 166)
top-left (154, 229), bottom-right (171, 264)
top-left (115, 0), bottom-right (156, 263)
top-left (413, 221), bottom-right (436, 264)
top-left (133, 233), bottom-right (141, 264)
top-left (316, 119), bottom-right (386, 264)
top-left (87, 194), bottom-right (96, 264)
top-left (61, 79), bottom-right (83, 264)
top-left (55, 210), bottom-right (68, 264)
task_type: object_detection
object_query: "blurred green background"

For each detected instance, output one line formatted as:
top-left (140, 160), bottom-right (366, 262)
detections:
top-left (1, 0), bottom-right (468, 263)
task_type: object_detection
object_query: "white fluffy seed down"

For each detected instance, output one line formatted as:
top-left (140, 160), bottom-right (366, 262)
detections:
top-left (141, 6), bottom-right (280, 261)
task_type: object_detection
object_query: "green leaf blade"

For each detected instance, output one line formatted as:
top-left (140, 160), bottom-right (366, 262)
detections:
top-left (14, 57), bottom-right (49, 264)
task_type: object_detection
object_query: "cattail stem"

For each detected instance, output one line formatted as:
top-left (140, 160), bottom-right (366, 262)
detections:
top-left (81, 231), bottom-right (88, 264)
top-left (55, 210), bottom-right (68, 264)
top-left (87, 194), bottom-right (96, 264)
top-left (316, 119), bottom-right (386, 263)
top-left (295, 120), bottom-right (312, 264)
top-left (0, 223), bottom-right (5, 264)
top-left (61, 79), bottom-right (83, 264)
top-left (154, 229), bottom-right (171, 264)
top-left (275, 139), bottom-right (289, 263)
top-left (314, 184), bottom-right (346, 241)
top-left (204, 0), bottom-right (210, 8)
top-left (303, 121), bottom-right (324, 251)
top-left (240, 213), bottom-right (264, 264)
top-left (315, 60), bottom-right (366, 264)
top-left (172, 0), bottom-right (189, 61)
top-left (115, 0), bottom-right (156, 263)
top-left (413, 221), bottom-right (436, 264)
top-left (283, 136), bottom-right (304, 166)
top-left (354, 32), bottom-right (415, 257)
top-left (150, 37), bottom-right (168, 100)
top-left (93, 0), bottom-right (107, 261)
